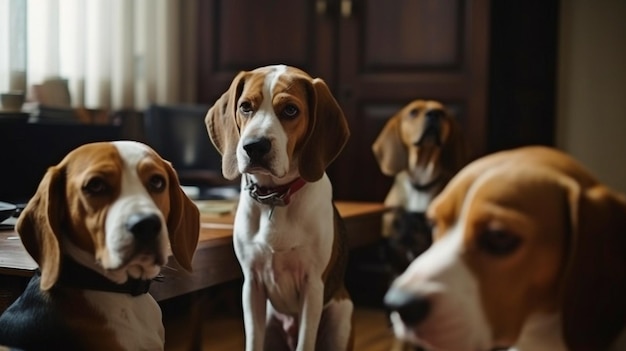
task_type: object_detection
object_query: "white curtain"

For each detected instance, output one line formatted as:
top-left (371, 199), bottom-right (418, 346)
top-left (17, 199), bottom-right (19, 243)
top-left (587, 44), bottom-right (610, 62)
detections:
top-left (0, 0), bottom-right (197, 110)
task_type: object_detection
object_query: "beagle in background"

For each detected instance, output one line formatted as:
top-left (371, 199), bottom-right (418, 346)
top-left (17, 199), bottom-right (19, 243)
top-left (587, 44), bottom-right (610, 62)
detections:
top-left (0, 141), bottom-right (200, 351)
top-left (372, 100), bottom-right (465, 271)
top-left (206, 64), bottom-right (353, 351)
top-left (384, 146), bottom-right (626, 351)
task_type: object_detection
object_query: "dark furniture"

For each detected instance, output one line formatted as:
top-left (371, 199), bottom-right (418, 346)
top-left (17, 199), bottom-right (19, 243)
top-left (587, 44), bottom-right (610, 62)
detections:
top-left (196, 0), bottom-right (491, 201)
top-left (195, 0), bottom-right (559, 201)
top-left (143, 104), bottom-right (238, 199)
top-left (0, 201), bottom-right (387, 307)
top-left (0, 121), bottom-right (122, 205)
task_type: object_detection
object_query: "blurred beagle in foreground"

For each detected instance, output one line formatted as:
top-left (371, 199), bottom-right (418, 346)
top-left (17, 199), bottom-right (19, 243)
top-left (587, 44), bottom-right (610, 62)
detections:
top-left (384, 146), bottom-right (626, 351)
top-left (372, 100), bottom-right (465, 270)
top-left (206, 65), bottom-right (353, 350)
top-left (0, 141), bottom-right (200, 351)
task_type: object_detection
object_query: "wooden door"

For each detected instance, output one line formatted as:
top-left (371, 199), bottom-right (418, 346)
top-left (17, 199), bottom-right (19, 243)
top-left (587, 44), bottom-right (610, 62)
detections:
top-left (196, 0), bottom-right (336, 103)
top-left (195, 0), bottom-right (491, 202)
top-left (328, 0), bottom-right (490, 201)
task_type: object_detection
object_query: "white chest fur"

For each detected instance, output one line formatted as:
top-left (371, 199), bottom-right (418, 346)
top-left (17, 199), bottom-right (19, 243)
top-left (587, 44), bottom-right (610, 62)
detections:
top-left (385, 171), bottom-right (438, 212)
top-left (233, 175), bottom-right (334, 315)
top-left (84, 290), bottom-right (164, 350)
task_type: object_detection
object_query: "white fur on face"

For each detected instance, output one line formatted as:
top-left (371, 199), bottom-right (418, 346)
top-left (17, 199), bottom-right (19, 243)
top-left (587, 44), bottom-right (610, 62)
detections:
top-left (388, 222), bottom-right (492, 350)
top-left (99, 141), bottom-right (169, 282)
top-left (236, 65), bottom-right (292, 179)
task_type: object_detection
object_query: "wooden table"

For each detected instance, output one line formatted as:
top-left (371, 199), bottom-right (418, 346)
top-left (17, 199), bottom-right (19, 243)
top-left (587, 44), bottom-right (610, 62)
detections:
top-left (0, 201), bottom-right (387, 307)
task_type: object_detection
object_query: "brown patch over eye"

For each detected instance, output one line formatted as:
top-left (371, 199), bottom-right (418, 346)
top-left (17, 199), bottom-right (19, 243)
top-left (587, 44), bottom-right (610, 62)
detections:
top-left (281, 104), bottom-right (299, 119)
top-left (148, 174), bottom-right (166, 193)
top-left (83, 176), bottom-right (110, 196)
top-left (478, 229), bottom-right (522, 256)
top-left (239, 101), bottom-right (253, 115)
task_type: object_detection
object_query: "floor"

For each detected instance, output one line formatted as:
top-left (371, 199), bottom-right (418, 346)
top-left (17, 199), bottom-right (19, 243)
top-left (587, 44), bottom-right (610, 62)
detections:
top-left (165, 305), bottom-right (398, 351)
top-left (162, 245), bottom-right (403, 351)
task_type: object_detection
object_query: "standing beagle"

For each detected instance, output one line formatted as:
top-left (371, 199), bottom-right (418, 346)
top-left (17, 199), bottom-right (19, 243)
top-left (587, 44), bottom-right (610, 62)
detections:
top-left (206, 64), bottom-right (353, 351)
top-left (384, 146), bottom-right (626, 351)
top-left (372, 100), bottom-right (465, 270)
top-left (0, 141), bottom-right (200, 351)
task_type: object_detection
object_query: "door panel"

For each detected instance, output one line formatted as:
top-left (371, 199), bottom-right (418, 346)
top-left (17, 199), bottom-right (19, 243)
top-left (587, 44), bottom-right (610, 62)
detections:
top-left (196, 0), bottom-right (490, 202)
top-left (364, 0), bottom-right (462, 69)
top-left (330, 0), bottom-right (489, 201)
top-left (197, 0), bottom-right (335, 103)
top-left (217, 1), bottom-right (311, 69)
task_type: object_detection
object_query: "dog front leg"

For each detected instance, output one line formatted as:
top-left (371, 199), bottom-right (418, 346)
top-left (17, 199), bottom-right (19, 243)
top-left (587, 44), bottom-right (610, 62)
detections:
top-left (297, 277), bottom-right (324, 351)
top-left (242, 276), bottom-right (267, 351)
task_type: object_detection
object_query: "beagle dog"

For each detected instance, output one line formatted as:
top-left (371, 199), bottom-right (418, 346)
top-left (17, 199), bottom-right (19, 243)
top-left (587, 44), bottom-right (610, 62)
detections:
top-left (206, 64), bottom-right (353, 351)
top-left (372, 100), bottom-right (465, 270)
top-left (0, 141), bottom-right (200, 351)
top-left (384, 146), bottom-right (626, 351)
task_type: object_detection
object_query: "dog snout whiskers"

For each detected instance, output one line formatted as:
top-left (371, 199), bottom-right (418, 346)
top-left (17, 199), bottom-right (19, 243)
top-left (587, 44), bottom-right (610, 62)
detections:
top-left (243, 137), bottom-right (271, 160)
top-left (384, 289), bottom-right (431, 326)
top-left (126, 213), bottom-right (162, 242)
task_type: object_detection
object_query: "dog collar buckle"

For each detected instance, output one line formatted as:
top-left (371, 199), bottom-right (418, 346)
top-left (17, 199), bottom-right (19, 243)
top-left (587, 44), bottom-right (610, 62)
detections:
top-left (245, 176), bottom-right (308, 208)
top-left (247, 186), bottom-right (289, 207)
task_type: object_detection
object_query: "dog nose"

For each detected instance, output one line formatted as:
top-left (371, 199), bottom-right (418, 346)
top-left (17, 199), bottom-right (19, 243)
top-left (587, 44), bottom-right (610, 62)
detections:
top-left (243, 137), bottom-right (271, 159)
top-left (384, 289), bottom-right (431, 326)
top-left (415, 109), bottom-right (445, 146)
top-left (127, 213), bottom-right (162, 242)
top-left (425, 108), bottom-right (445, 124)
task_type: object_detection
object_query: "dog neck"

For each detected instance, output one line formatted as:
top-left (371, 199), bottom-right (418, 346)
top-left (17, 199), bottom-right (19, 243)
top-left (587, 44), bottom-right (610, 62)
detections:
top-left (61, 237), bottom-right (155, 295)
top-left (51, 256), bottom-right (154, 296)
top-left (410, 174), bottom-right (444, 191)
top-left (513, 313), bottom-right (567, 351)
top-left (244, 174), bottom-right (307, 207)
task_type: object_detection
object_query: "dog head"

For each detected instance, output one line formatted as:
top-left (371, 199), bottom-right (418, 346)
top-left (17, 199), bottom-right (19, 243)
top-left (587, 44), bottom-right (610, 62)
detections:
top-left (372, 100), bottom-right (464, 187)
top-left (17, 141), bottom-right (200, 290)
top-left (384, 146), bottom-right (626, 350)
top-left (205, 64), bottom-right (350, 183)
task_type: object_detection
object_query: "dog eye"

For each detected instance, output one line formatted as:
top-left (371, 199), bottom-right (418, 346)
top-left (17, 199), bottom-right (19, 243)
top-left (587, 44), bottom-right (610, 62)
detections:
top-left (281, 104), bottom-right (299, 119)
top-left (83, 177), bottom-right (109, 195)
top-left (478, 230), bottom-right (521, 256)
top-left (239, 101), bottom-right (253, 115)
top-left (148, 175), bottom-right (166, 192)
top-left (409, 108), bottom-right (419, 118)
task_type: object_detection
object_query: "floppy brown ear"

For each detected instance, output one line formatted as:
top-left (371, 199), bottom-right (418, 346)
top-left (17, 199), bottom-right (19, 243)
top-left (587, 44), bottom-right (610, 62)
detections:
top-left (561, 184), bottom-right (626, 351)
top-left (164, 163), bottom-right (200, 272)
top-left (298, 78), bottom-right (350, 182)
top-left (16, 164), bottom-right (66, 291)
top-left (440, 112), bottom-right (467, 179)
top-left (205, 71), bottom-right (247, 180)
top-left (372, 113), bottom-right (407, 176)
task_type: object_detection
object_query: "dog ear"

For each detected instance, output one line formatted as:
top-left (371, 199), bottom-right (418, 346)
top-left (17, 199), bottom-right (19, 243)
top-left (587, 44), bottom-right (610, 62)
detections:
top-left (16, 164), bottom-right (66, 291)
top-left (163, 161), bottom-right (200, 272)
top-left (299, 78), bottom-right (350, 182)
top-left (205, 71), bottom-right (247, 180)
top-left (372, 112), bottom-right (407, 176)
top-left (561, 183), bottom-right (626, 351)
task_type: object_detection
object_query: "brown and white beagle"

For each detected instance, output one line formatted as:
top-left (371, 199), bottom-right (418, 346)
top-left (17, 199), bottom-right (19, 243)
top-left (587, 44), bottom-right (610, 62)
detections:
top-left (372, 100), bottom-right (465, 269)
top-left (384, 146), bottom-right (626, 351)
top-left (206, 64), bottom-right (353, 351)
top-left (0, 141), bottom-right (200, 351)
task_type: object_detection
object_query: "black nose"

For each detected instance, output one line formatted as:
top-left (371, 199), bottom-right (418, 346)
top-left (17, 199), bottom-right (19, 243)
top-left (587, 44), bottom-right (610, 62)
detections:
top-left (126, 213), bottom-right (162, 242)
top-left (243, 137), bottom-right (271, 160)
top-left (384, 289), bottom-right (431, 326)
top-left (425, 108), bottom-right (445, 124)
top-left (415, 109), bottom-right (445, 146)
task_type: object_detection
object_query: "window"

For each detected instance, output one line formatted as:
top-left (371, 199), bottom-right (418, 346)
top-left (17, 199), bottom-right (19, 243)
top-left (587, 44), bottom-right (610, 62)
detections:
top-left (0, 0), bottom-right (197, 110)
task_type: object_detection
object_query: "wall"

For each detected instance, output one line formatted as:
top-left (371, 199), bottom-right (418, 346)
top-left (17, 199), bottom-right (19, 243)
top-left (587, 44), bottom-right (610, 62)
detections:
top-left (557, 0), bottom-right (626, 193)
